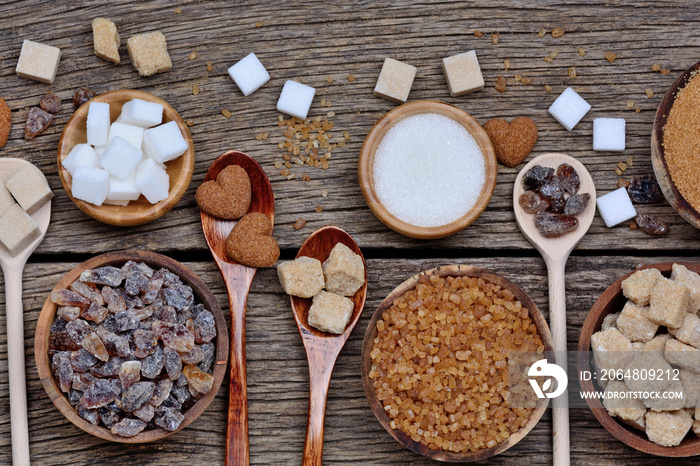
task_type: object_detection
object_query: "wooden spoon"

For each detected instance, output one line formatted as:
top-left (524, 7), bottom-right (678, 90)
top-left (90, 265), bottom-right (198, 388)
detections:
top-left (289, 226), bottom-right (367, 466)
top-left (512, 153), bottom-right (596, 466)
top-left (200, 150), bottom-right (274, 466)
top-left (0, 158), bottom-right (52, 466)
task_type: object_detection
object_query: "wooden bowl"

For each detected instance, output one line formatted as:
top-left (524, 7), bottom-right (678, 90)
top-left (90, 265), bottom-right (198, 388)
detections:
top-left (651, 62), bottom-right (700, 229)
top-left (34, 250), bottom-right (229, 443)
top-left (578, 262), bottom-right (700, 457)
top-left (57, 89), bottom-right (195, 226)
top-left (358, 101), bottom-right (497, 239)
top-left (361, 265), bottom-right (553, 462)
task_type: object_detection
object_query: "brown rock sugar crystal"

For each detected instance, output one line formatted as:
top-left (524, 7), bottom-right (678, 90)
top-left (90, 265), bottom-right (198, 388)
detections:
top-left (663, 71), bottom-right (700, 211)
top-left (368, 274), bottom-right (544, 453)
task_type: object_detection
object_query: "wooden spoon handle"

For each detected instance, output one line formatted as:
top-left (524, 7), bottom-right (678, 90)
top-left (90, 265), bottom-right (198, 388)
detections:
top-left (302, 344), bottom-right (337, 466)
top-left (546, 258), bottom-right (570, 466)
top-left (4, 267), bottom-right (31, 466)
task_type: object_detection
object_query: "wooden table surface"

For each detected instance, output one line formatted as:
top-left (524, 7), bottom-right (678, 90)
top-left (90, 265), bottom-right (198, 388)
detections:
top-left (1, 0), bottom-right (700, 464)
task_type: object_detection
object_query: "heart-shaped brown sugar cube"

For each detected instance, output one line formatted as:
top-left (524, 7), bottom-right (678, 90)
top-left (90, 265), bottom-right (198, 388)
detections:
top-left (483, 117), bottom-right (538, 167)
top-left (195, 165), bottom-right (252, 219)
top-left (225, 212), bottom-right (280, 268)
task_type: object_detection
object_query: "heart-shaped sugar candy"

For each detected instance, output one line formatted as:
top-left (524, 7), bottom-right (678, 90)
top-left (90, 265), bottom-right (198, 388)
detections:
top-left (195, 165), bottom-right (251, 219)
top-left (225, 212), bottom-right (280, 268)
top-left (483, 117), bottom-right (538, 168)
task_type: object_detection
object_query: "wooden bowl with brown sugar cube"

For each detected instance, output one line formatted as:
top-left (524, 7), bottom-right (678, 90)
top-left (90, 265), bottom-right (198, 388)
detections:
top-left (578, 262), bottom-right (700, 457)
top-left (57, 89), bottom-right (194, 227)
top-left (34, 250), bottom-right (228, 443)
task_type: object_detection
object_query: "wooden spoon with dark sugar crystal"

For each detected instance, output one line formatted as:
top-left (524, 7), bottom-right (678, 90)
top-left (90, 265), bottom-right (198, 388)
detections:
top-left (513, 153), bottom-right (596, 466)
top-left (289, 226), bottom-right (367, 466)
top-left (200, 150), bottom-right (274, 466)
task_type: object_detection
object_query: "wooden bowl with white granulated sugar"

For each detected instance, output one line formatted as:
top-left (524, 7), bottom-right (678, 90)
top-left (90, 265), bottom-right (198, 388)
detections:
top-left (358, 100), bottom-right (497, 239)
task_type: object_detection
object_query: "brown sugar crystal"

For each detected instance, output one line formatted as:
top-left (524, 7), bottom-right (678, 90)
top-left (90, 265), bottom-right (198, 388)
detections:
top-left (92, 18), bottom-right (120, 64)
top-left (495, 76), bottom-right (507, 92)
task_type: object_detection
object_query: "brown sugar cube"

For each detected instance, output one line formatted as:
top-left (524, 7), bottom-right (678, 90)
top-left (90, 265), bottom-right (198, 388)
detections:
top-left (442, 50), bottom-right (485, 97)
top-left (0, 180), bottom-right (15, 217)
top-left (622, 268), bottom-right (662, 306)
top-left (0, 204), bottom-right (40, 256)
top-left (645, 410), bottom-right (693, 447)
top-left (680, 369), bottom-right (700, 408)
top-left (672, 263), bottom-right (700, 313)
top-left (631, 342), bottom-right (645, 351)
top-left (675, 313), bottom-right (700, 349)
top-left (307, 290), bottom-right (353, 334)
top-left (665, 338), bottom-right (700, 371)
top-left (127, 32), bottom-right (172, 77)
top-left (625, 352), bottom-right (673, 393)
top-left (621, 414), bottom-right (646, 431)
top-left (647, 277), bottom-right (690, 328)
top-left (322, 242), bottom-right (365, 297)
top-left (591, 328), bottom-right (634, 374)
top-left (694, 407), bottom-right (700, 435)
top-left (644, 333), bottom-right (672, 353)
top-left (601, 312), bottom-right (620, 331)
top-left (5, 164), bottom-right (54, 214)
top-left (16, 40), bottom-right (61, 84)
top-left (643, 379), bottom-right (685, 411)
top-left (617, 301), bottom-right (659, 342)
top-left (92, 18), bottom-right (120, 64)
top-left (276, 256), bottom-right (324, 298)
top-left (373, 58), bottom-right (417, 104)
top-left (603, 380), bottom-right (647, 420)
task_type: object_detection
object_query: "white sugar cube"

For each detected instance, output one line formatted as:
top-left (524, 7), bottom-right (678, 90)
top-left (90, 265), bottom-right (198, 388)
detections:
top-left (134, 158), bottom-right (169, 204)
top-left (16, 40), bottom-right (61, 84)
top-left (62, 144), bottom-right (100, 176)
top-left (86, 102), bottom-right (111, 146)
top-left (277, 80), bottom-right (316, 119)
top-left (0, 180), bottom-right (15, 217)
top-left (6, 164), bottom-right (54, 215)
top-left (593, 118), bottom-right (626, 151)
top-left (108, 172), bottom-right (140, 202)
top-left (597, 187), bottom-right (637, 228)
top-left (228, 53), bottom-right (270, 96)
top-left (119, 99), bottom-right (164, 128)
top-left (548, 87), bottom-right (591, 131)
top-left (142, 120), bottom-right (188, 163)
top-left (71, 166), bottom-right (110, 206)
top-left (100, 136), bottom-right (143, 180)
top-left (108, 121), bottom-right (144, 149)
top-left (93, 145), bottom-right (106, 156)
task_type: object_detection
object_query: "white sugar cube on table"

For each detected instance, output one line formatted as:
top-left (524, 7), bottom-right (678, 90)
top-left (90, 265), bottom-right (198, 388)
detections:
top-left (277, 80), bottom-right (316, 119)
top-left (100, 136), bottom-right (143, 180)
top-left (442, 51), bottom-right (484, 97)
top-left (63, 144), bottom-right (100, 175)
top-left (548, 87), bottom-right (591, 131)
top-left (108, 121), bottom-right (144, 149)
top-left (374, 57), bottom-right (417, 104)
top-left (228, 53), bottom-right (270, 96)
top-left (593, 118), bottom-right (626, 151)
top-left (15, 39), bottom-right (61, 84)
top-left (6, 164), bottom-right (54, 214)
top-left (597, 187), bottom-right (637, 227)
top-left (71, 166), bottom-right (110, 206)
top-left (134, 159), bottom-right (169, 203)
top-left (108, 172), bottom-right (141, 202)
top-left (86, 101), bottom-right (111, 146)
top-left (142, 120), bottom-right (188, 163)
top-left (119, 99), bottom-right (164, 128)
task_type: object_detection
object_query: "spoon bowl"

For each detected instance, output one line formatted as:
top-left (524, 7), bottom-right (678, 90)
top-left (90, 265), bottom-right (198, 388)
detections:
top-left (513, 153), bottom-right (596, 466)
top-left (289, 226), bottom-right (367, 465)
top-left (0, 158), bottom-right (52, 466)
top-left (199, 150), bottom-right (274, 466)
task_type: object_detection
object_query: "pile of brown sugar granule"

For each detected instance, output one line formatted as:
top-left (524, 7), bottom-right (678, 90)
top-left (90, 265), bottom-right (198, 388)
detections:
top-left (663, 71), bottom-right (700, 211)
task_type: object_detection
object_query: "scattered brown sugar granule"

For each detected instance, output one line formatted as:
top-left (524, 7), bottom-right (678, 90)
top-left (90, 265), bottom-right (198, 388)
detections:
top-left (192, 85), bottom-right (200, 95)
top-left (255, 22), bottom-right (263, 28)
top-left (314, 206), bottom-right (323, 213)
top-left (491, 33), bottom-right (499, 45)
top-left (368, 274), bottom-right (544, 454)
top-left (626, 155), bottom-right (634, 167)
top-left (222, 109), bottom-right (232, 118)
top-left (626, 100), bottom-right (635, 109)
top-left (617, 162), bottom-right (627, 172)
top-left (568, 67), bottom-right (577, 79)
top-left (545, 84), bottom-right (552, 92)
top-left (660, 68), bottom-right (671, 75)
top-left (618, 178), bottom-right (631, 189)
top-left (321, 189), bottom-right (328, 198)
top-left (605, 51), bottom-right (618, 63)
top-left (495, 76), bottom-right (506, 92)
top-left (174, 7), bottom-right (181, 14)
top-left (551, 27), bottom-right (564, 37)
top-left (293, 218), bottom-right (306, 230)
top-left (255, 132), bottom-right (268, 141)
top-left (503, 59), bottom-right (511, 70)
top-left (538, 28), bottom-right (547, 37)
top-left (614, 167), bottom-right (623, 176)
top-left (326, 76), bottom-right (332, 84)
top-left (347, 74), bottom-right (356, 82)
top-left (188, 52), bottom-right (197, 61)
top-left (521, 77), bottom-right (532, 85)
top-left (645, 88), bottom-right (654, 98)
top-left (635, 107), bottom-right (642, 113)
top-left (186, 119), bottom-right (194, 127)
top-left (630, 220), bottom-right (638, 230)
top-left (474, 30), bottom-right (484, 38)
top-left (662, 72), bottom-right (700, 212)
top-left (578, 47), bottom-right (586, 56)
top-left (206, 61), bottom-right (213, 72)
top-left (651, 64), bottom-right (661, 72)
top-left (514, 74), bottom-right (522, 82)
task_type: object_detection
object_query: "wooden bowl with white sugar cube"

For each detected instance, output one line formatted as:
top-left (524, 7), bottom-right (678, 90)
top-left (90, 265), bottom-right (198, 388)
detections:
top-left (57, 89), bottom-right (195, 226)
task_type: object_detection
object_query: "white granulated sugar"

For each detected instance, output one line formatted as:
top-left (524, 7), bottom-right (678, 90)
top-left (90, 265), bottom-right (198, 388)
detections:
top-left (373, 113), bottom-right (485, 227)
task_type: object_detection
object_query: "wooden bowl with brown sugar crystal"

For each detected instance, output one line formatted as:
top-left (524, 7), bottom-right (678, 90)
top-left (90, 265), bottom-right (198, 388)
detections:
top-left (358, 101), bottom-right (497, 240)
top-left (361, 265), bottom-right (553, 462)
top-left (578, 262), bottom-right (700, 457)
top-left (651, 61), bottom-right (700, 229)
top-left (57, 89), bottom-right (195, 227)
top-left (35, 250), bottom-right (229, 443)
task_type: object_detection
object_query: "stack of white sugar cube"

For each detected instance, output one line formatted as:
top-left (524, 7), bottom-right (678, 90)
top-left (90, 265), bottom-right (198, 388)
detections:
top-left (65, 98), bottom-right (189, 206)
